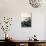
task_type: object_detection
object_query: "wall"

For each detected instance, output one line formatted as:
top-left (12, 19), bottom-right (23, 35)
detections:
top-left (32, 9), bottom-right (45, 40)
top-left (0, 0), bottom-right (46, 40)
top-left (44, 15), bottom-right (46, 40)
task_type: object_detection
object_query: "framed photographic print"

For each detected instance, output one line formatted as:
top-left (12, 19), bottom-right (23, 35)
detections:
top-left (21, 12), bottom-right (32, 27)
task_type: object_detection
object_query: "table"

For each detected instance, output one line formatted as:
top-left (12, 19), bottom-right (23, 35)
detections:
top-left (5, 39), bottom-right (46, 46)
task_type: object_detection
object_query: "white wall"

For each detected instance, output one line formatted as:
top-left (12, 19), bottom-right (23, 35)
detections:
top-left (0, 0), bottom-right (46, 40)
top-left (44, 15), bottom-right (46, 40)
top-left (32, 9), bottom-right (45, 40)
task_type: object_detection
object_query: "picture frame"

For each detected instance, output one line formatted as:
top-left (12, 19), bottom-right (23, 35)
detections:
top-left (21, 12), bottom-right (32, 27)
